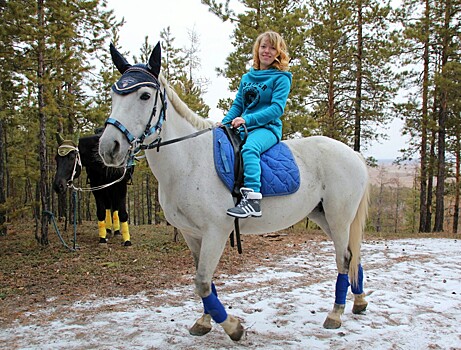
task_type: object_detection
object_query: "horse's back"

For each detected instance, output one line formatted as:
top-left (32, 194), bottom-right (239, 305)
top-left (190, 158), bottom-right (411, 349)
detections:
top-left (285, 135), bottom-right (368, 218)
top-left (284, 136), bottom-right (368, 184)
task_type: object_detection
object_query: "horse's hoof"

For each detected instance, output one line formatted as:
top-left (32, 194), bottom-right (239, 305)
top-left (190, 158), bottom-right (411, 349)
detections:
top-left (189, 314), bottom-right (212, 336)
top-left (227, 323), bottom-right (245, 341)
top-left (99, 237), bottom-right (108, 244)
top-left (221, 315), bottom-right (245, 341)
top-left (352, 293), bottom-right (368, 314)
top-left (323, 316), bottom-right (342, 329)
top-left (352, 301), bottom-right (368, 314)
top-left (122, 240), bottom-right (132, 247)
top-left (114, 230), bottom-right (121, 236)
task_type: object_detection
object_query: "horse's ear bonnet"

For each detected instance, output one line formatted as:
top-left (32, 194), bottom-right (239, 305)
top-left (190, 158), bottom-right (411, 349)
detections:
top-left (56, 132), bottom-right (78, 156)
top-left (111, 42), bottom-right (162, 95)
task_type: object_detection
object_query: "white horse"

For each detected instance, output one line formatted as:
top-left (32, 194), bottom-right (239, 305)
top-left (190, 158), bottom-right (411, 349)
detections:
top-left (99, 42), bottom-right (370, 341)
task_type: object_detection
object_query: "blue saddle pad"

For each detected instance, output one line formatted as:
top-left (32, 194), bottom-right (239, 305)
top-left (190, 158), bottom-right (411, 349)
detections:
top-left (213, 127), bottom-right (300, 197)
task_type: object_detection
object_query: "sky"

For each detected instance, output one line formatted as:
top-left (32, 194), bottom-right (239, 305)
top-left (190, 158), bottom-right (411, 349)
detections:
top-left (105, 0), bottom-right (409, 160)
top-left (2, 238), bottom-right (460, 349)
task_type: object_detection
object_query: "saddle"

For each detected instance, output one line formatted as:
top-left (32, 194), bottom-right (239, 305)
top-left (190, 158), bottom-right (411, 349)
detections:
top-left (213, 126), bottom-right (300, 198)
top-left (213, 125), bottom-right (300, 255)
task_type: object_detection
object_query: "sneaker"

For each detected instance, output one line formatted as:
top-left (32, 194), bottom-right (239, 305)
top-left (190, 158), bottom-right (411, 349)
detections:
top-left (227, 188), bottom-right (262, 218)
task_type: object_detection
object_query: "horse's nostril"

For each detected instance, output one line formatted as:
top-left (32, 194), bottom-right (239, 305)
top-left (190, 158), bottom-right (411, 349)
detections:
top-left (114, 140), bottom-right (120, 154)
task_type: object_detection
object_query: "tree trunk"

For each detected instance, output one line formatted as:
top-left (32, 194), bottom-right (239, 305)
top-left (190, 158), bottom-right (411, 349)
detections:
top-left (433, 0), bottom-right (451, 232)
top-left (146, 173), bottom-right (152, 225)
top-left (36, 0), bottom-right (49, 245)
top-left (453, 133), bottom-right (460, 233)
top-left (0, 119), bottom-right (5, 235)
top-left (419, 0), bottom-right (430, 232)
top-left (353, 0), bottom-right (363, 152)
top-left (154, 180), bottom-right (161, 225)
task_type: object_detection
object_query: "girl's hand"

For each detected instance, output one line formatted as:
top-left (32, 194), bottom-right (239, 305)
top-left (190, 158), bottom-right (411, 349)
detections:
top-left (231, 117), bottom-right (245, 128)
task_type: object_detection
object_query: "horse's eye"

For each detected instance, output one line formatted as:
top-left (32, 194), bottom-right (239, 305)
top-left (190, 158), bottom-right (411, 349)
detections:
top-left (140, 92), bottom-right (151, 101)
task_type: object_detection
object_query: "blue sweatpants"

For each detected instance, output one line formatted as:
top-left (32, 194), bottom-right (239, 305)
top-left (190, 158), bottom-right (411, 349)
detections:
top-left (241, 128), bottom-right (278, 193)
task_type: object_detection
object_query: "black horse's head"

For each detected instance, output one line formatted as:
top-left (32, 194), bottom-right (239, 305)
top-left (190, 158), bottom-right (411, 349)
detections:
top-left (53, 133), bottom-right (81, 194)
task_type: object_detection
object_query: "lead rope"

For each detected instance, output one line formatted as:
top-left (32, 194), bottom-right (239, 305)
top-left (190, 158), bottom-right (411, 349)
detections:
top-left (69, 167), bottom-right (129, 192)
top-left (61, 146), bottom-right (131, 193)
top-left (43, 191), bottom-right (79, 252)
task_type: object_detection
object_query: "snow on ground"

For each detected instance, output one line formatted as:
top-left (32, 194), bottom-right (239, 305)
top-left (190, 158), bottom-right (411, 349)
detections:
top-left (1, 238), bottom-right (460, 350)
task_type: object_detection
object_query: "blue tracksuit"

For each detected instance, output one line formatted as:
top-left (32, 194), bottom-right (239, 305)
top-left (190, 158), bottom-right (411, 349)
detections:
top-left (222, 68), bottom-right (292, 193)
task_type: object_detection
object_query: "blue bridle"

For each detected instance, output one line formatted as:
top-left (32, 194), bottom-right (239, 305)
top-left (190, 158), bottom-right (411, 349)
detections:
top-left (105, 66), bottom-right (167, 165)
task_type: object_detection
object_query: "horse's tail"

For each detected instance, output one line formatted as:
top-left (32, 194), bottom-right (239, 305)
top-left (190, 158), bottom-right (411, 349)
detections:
top-left (348, 178), bottom-right (370, 287)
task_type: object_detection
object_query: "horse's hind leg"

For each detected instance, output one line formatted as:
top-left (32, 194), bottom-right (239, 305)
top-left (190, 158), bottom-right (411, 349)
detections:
top-left (94, 195), bottom-right (108, 244)
top-left (112, 210), bottom-right (121, 236)
top-left (113, 185), bottom-right (131, 246)
top-left (308, 212), bottom-right (350, 328)
top-left (351, 264), bottom-right (368, 314)
top-left (323, 232), bottom-right (351, 329)
top-left (105, 209), bottom-right (113, 236)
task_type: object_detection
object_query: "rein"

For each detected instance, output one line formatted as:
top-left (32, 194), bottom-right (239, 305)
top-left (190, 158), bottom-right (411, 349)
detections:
top-left (105, 72), bottom-right (214, 164)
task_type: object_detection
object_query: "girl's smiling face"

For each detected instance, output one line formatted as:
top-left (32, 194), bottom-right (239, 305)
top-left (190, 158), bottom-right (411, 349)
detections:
top-left (258, 36), bottom-right (277, 70)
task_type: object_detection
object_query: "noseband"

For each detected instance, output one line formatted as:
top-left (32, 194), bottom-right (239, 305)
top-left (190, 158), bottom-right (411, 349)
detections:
top-left (105, 67), bottom-right (168, 166)
top-left (57, 144), bottom-right (82, 188)
top-left (105, 68), bottom-right (214, 166)
top-left (57, 143), bottom-right (129, 192)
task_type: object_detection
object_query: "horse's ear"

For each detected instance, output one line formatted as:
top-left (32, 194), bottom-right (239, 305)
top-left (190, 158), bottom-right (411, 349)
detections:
top-left (56, 132), bottom-right (64, 146)
top-left (148, 41), bottom-right (161, 78)
top-left (110, 42), bottom-right (131, 74)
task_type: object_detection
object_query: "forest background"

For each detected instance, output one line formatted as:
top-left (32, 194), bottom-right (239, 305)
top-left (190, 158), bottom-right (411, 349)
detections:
top-left (0, 0), bottom-right (460, 245)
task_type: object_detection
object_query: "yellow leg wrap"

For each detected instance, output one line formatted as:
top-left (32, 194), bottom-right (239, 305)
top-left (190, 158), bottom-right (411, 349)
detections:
top-left (112, 211), bottom-right (120, 231)
top-left (121, 221), bottom-right (130, 242)
top-left (105, 209), bottom-right (112, 230)
top-left (98, 221), bottom-right (106, 238)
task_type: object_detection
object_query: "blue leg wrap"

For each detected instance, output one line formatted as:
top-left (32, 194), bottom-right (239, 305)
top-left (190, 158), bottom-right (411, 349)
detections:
top-left (351, 264), bottom-right (364, 295)
top-left (335, 273), bottom-right (350, 305)
top-left (203, 283), bottom-right (218, 315)
top-left (202, 289), bottom-right (227, 324)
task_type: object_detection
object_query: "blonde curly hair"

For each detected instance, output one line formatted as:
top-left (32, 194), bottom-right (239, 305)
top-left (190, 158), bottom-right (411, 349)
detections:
top-left (252, 31), bottom-right (290, 71)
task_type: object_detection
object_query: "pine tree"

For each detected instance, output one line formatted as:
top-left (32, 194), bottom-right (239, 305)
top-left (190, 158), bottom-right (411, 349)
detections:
top-left (160, 27), bottom-right (211, 117)
top-left (0, 0), bottom-right (118, 244)
top-left (305, 0), bottom-right (397, 146)
top-left (203, 0), bottom-right (314, 138)
top-left (396, 0), bottom-right (460, 232)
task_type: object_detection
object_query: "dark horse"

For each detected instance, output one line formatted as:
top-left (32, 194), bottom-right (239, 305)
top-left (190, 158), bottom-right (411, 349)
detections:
top-left (53, 132), bottom-right (133, 246)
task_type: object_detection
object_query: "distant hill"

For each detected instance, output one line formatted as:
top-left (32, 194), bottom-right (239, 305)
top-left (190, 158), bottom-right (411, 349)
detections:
top-left (368, 160), bottom-right (417, 188)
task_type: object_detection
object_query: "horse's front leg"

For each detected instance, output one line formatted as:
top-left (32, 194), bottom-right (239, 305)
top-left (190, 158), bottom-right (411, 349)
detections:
top-left (94, 195), bottom-right (108, 244)
top-left (114, 187), bottom-right (131, 247)
top-left (181, 233), bottom-right (213, 336)
top-left (188, 231), bottom-right (244, 341)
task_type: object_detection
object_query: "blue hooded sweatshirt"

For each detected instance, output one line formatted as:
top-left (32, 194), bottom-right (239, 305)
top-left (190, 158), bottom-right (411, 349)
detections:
top-left (222, 68), bottom-right (292, 141)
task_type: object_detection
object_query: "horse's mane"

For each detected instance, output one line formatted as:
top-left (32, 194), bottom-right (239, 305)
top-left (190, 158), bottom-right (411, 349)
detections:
top-left (159, 73), bottom-right (214, 130)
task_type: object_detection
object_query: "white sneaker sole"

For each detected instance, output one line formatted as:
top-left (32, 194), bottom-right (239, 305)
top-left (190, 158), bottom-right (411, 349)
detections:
top-left (226, 211), bottom-right (262, 218)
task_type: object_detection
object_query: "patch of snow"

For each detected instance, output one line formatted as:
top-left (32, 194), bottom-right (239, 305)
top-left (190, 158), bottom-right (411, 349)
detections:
top-left (1, 238), bottom-right (460, 350)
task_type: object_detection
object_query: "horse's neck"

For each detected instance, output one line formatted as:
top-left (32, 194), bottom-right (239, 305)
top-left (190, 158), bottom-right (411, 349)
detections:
top-left (146, 104), bottom-right (211, 184)
top-left (162, 106), bottom-right (198, 141)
